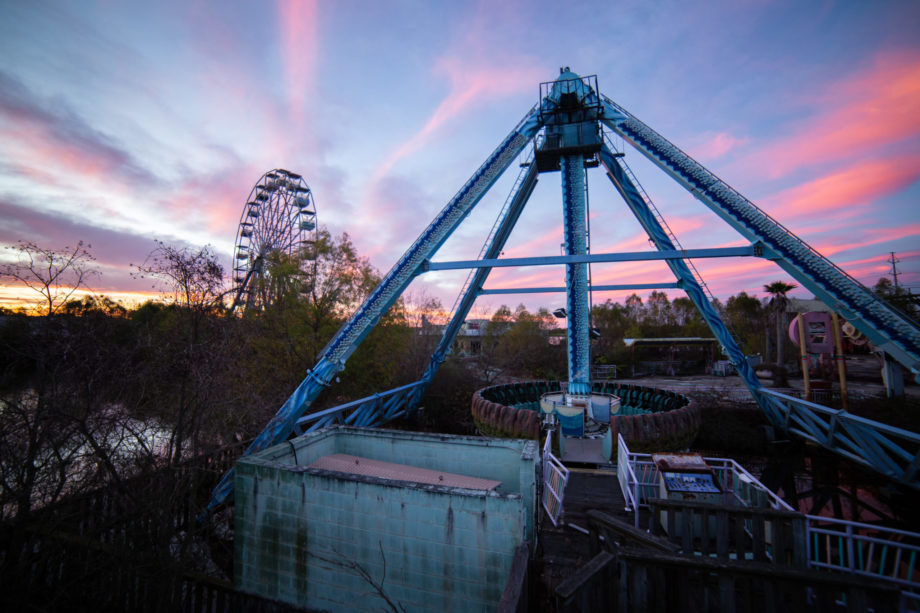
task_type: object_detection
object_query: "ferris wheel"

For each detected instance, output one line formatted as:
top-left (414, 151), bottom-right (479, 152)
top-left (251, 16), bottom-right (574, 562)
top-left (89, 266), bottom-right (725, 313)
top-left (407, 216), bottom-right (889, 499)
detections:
top-left (231, 169), bottom-right (317, 311)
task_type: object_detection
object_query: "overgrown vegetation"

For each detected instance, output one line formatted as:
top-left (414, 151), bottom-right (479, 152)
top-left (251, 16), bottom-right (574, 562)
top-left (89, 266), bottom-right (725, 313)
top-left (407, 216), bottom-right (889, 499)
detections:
top-left (1, 234), bottom-right (916, 609)
top-left (0, 235), bottom-right (911, 523)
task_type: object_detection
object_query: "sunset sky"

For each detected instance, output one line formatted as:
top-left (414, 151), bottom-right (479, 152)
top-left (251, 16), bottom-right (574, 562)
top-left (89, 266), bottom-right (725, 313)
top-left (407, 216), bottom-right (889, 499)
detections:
top-left (1, 1), bottom-right (918, 316)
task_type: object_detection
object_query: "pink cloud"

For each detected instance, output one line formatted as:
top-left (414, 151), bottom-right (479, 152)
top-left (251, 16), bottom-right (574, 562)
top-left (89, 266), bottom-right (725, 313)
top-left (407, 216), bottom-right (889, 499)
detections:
top-left (746, 50), bottom-right (920, 179)
top-left (268, 0), bottom-right (319, 158)
top-left (764, 153), bottom-right (920, 220)
top-left (834, 252), bottom-right (895, 282)
top-left (692, 258), bottom-right (774, 282)
top-left (814, 224), bottom-right (920, 257)
top-left (276, 0), bottom-right (319, 136)
top-left (354, 47), bottom-right (543, 250)
top-left (593, 231), bottom-right (655, 253)
top-left (369, 57), bottom-right (541, 186)
top-left (501, 226), bottom-right (564, 258)
top-left (689, 132), bottom-right (747, 161)
top-left (2, 120), bottom-right (145, 191)
top-left (489, 270), bottom-right (562, 290)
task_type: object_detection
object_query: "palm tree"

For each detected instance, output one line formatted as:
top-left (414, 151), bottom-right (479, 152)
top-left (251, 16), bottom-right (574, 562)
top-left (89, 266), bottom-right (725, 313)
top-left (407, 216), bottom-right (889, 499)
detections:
top-left (764, 281), bottom-right (798, 371)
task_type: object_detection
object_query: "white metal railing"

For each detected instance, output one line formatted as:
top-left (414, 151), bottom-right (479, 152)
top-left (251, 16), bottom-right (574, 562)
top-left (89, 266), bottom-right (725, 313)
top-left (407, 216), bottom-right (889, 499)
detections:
top-left (615, 434), bottom-right (920, 604)
top-left (616, 431), bottom-right (638, 523)
top-left (806, 515), bottom-right (920, 605)
top-left (616, 434), bottom-right (791, 528)
top-left (542, 429), bottom-right (570, 527)
top-left (758, 388), bottom-right (920, 486)
top-left (705, 457), bottom-right (793, 511)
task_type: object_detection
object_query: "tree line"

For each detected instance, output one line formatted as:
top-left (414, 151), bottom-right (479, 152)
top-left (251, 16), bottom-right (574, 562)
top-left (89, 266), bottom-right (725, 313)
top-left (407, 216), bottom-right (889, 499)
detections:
top-left (2, 232), bottom-right (907, 522)
top-left (0, 232), bottom-right (418, 522)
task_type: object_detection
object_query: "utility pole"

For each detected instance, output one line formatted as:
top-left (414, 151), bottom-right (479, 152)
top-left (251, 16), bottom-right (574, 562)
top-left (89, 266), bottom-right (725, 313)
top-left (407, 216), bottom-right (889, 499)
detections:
top-left (888, 251), bottom-right (901, 291)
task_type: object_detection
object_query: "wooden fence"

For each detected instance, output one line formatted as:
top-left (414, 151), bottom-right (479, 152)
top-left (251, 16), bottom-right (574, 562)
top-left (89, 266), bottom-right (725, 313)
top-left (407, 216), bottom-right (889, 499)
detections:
top-left (586, 509), bottom-right (679, 556)
top-left (647, 497), bottom-right (808, 567)
top-left (0, 440), bottom-right (276, 612)
top-left (556, 503), bottom-right (901, 613)
top-left (0, 524), bottom-right (304, 612)
top-left (557, 543), bottom-right (900, 613)
top-left (613, 547), bottom-right (900, 613)
top-left (555, 551), bottom-right (617, 612)
top-left (24, 439), bottom-right (249, 541)
top-left (498, 543), bottom-right (532, 613)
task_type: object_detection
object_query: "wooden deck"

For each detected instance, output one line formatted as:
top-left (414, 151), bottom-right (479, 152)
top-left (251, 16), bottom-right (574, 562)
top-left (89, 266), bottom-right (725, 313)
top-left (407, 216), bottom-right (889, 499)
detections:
top-left (537, 466), bottom-right (648, 599)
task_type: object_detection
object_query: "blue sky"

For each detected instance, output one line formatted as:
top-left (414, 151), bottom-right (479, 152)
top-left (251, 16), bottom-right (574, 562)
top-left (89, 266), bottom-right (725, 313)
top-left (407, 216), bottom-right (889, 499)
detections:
top-left (1, 0), bottom-right (918, 315)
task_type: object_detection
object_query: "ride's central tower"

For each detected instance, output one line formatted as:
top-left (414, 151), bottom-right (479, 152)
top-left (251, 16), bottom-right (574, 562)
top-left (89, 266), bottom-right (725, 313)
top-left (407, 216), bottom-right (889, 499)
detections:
top-left (536, 69), bottom-right (603, 396)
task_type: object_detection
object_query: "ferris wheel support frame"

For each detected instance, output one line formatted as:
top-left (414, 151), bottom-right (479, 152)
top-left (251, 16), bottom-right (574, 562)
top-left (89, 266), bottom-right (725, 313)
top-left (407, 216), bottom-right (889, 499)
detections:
top-left (230, 169), bottom-right (317, 313)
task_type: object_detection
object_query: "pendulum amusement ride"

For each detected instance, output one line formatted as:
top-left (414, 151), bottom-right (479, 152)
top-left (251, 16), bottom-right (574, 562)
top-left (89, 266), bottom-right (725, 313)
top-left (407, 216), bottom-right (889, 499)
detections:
top-left (207, 68), bottom-right (920, 512)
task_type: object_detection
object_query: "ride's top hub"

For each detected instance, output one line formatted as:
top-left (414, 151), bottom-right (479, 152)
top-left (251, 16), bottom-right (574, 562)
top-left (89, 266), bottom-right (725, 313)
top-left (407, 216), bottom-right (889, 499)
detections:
top-left (535, 69), bottom-right (603, 172)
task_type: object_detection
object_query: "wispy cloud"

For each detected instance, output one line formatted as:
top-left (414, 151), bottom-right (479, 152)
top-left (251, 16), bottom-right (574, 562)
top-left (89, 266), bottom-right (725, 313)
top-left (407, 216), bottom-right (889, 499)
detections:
top-left (276, 0), bottom-right (319, 139)
top-left (764, 153), bottom-right (920, 220)
top-left (689, 131), bottom-right (748, 161)
top-left (501, 226), bottom-right (564, 258)
top-left (743, 50), bottom-right (920, 179)
top-left (815, 224), bottom-right (920, 258)
top-left (368, 57), bottom-right (541, 187)
top-left (0, 70), bottom-right (160, 187)
top-left (0, 196), bottom-right (214, 303)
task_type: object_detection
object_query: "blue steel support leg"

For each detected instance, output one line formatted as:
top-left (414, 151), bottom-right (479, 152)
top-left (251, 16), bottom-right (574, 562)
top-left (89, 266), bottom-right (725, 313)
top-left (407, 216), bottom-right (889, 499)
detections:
top-left (562, 155), bottom-right (591, 396)
top-left (205, 107), bottom-right (543, 512)
top-left (599, 145), bottom-right (767, 410)
top-left (599, 96), bottom-right (920, 382)
top-left (418, 163), bottom-right (540, 394)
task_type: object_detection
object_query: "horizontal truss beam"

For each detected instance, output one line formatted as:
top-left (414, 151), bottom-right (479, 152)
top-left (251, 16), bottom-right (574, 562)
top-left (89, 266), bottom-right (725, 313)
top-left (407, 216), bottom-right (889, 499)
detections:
top-left (480, 282), bottom-right (681, 295)
top-left (423, 246), bottom-right (756, 272)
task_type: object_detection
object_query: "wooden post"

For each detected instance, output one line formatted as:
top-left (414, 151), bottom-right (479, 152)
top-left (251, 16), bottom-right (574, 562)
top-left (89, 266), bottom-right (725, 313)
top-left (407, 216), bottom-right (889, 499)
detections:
top-left (795, 313), bottom-right (811, 400)
top-left (831, 312), bottom-right (849, 410)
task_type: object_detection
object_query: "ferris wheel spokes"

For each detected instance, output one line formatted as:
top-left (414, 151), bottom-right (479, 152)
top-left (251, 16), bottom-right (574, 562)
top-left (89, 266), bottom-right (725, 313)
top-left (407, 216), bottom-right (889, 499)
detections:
top-left (230, 168), bottom-right (318, 312)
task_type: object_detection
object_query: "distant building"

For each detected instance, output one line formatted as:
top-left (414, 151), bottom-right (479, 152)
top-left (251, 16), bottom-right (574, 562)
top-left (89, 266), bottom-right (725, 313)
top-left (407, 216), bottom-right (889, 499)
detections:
top-left (453, 318), bottom-right (488, 356)
top-left (623, 337), bottom-right (720, 376)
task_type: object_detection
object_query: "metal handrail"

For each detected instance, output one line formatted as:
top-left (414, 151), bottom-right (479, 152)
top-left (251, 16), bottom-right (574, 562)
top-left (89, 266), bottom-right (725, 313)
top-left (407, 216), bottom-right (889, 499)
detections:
top-left (616, 433), bottom-right (639, 524)
top-left (705, 457), bottom-right (794, 511)
top-left (617, 436), bottom-right (792, 518)
top-left (542, 429), bottom-right (569, 527)
top-left (806, 514), bottom-right (920, 599)
top-left (292, 380), bottom-right (426, 434)
top-left (757, 389), bottom-right (920, 485)
top-left (616, 436), bottom-right (920, 601)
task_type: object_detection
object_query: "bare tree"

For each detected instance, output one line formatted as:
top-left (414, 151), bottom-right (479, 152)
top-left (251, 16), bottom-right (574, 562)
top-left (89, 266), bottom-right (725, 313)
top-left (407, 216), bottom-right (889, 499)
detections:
top-left (133, 241), bottom-right (227, 464)
top-left (133, 241), bottom-right (225, 313)
top-left (310, 542), bottom-right (406, 613)
top-left (400, 291), bottom-right (446, 378)
top-left (1, 240), bottom-right (97, 316)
